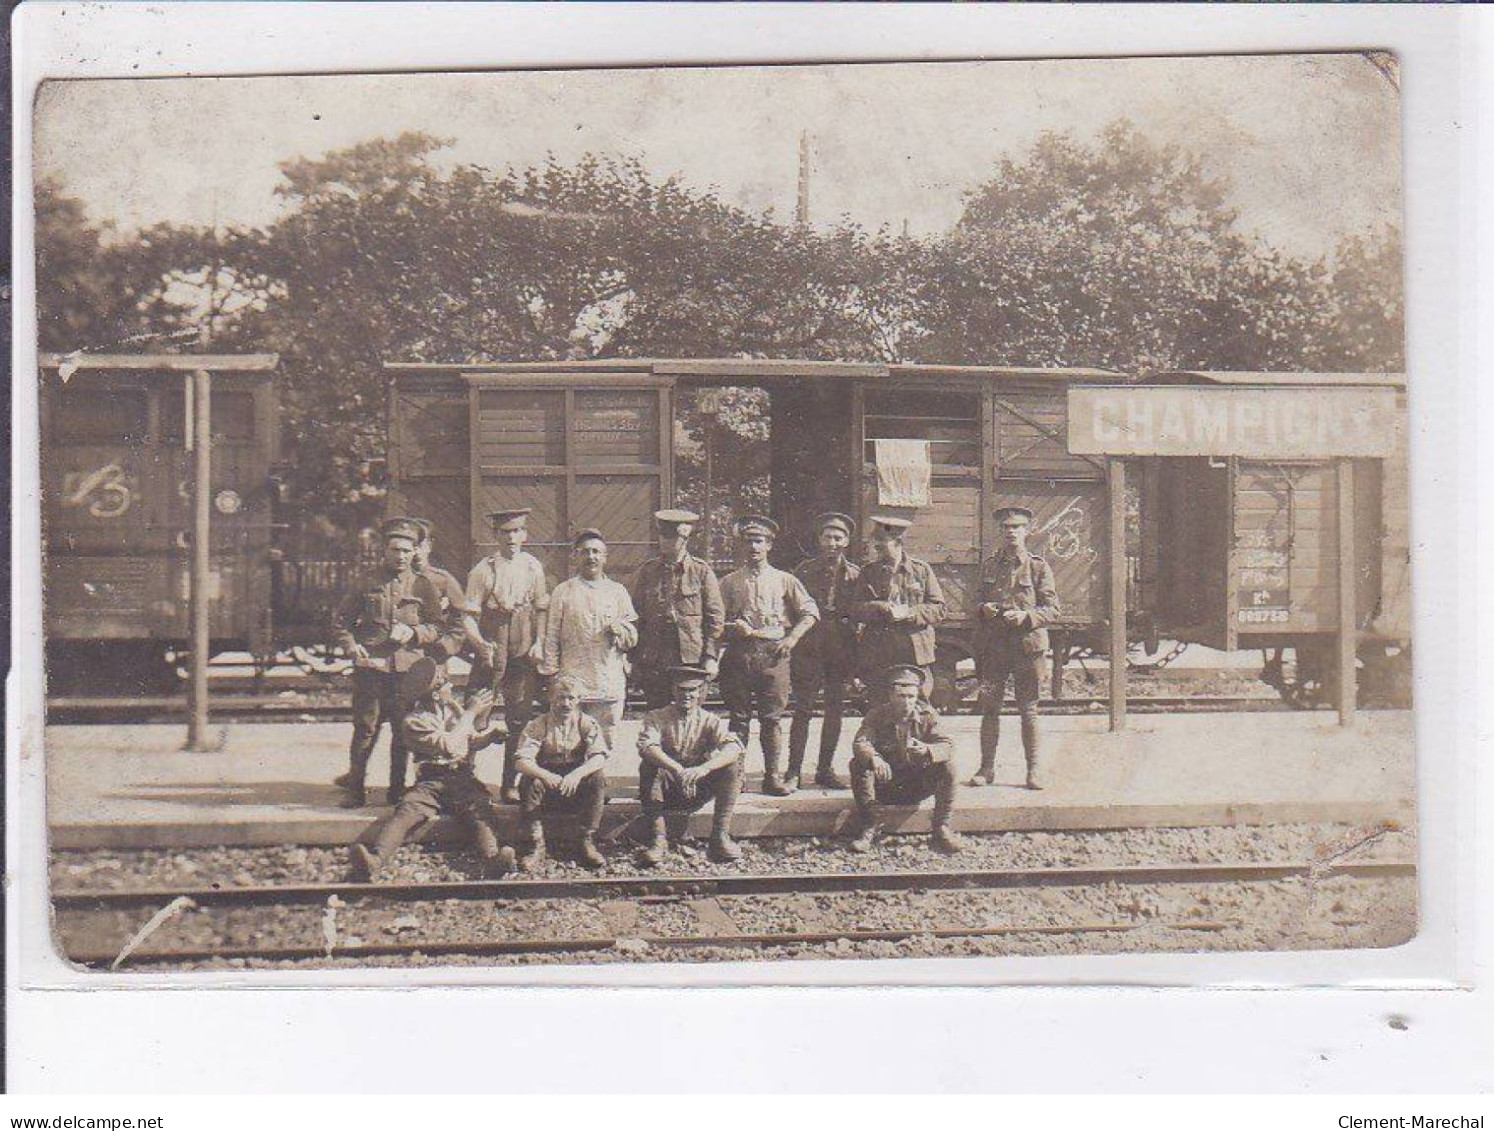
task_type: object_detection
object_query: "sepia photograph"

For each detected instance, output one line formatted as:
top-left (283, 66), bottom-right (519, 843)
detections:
top-left (30, 52), bottom-right (1416, 975)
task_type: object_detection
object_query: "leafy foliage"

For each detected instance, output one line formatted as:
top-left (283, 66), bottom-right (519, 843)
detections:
top-left (35, 122), bottom-right (1405, 538)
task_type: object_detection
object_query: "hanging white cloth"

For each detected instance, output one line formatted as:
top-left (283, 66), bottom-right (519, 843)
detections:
top-left (874, 439), bottom-right (933, 507)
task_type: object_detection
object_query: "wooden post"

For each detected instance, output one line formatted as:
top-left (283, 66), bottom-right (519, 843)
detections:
top-left (1336, 458), bottom-right (1357, 726)
top-left (1108, 458), bottom-right (1127, 731)
top-left (186, 368), bottom-right (213, 750)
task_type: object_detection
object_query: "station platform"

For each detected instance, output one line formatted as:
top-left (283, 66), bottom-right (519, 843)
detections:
top-left (45, 710), bottom-right (1416, 850)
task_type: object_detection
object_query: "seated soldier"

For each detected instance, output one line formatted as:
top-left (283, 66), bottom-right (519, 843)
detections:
top-left (636, 665), bottom-right (746, 866)
top-left (512, 676), bottom-right (610, 871)
top-left (349, 657), bottom-right (513, 882)
top-left (847, 664), bottom-right (967, 855)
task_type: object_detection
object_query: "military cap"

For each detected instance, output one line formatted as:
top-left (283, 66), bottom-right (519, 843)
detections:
top-left (572, 527), bottom-right (607, 547)
top-left (733, 514), bottom-right (779, 538)
top-left (995, 506), bottom-right (1035, 527)
top-left (654, 508), bottom-right (701, 528)
top-left (487, 507), bottom-right (532, 532)
top-left (669, 664), bottom-right (712, 687)
top-left (398, 656), bottom-right (442, 702)
top-left (869, 515), bottom-right (914, 534)
top-left (380, 517), bottom-right (424, 544)
top-left (815, 512), bottom-right (856, 537)
top-left (408, 517), bottom-right (435, 541)
top-left (887, 663), bottom-right (925, 688)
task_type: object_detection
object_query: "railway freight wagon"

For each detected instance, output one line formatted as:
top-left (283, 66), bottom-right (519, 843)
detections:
top-left (385, 359), bottom-right (1126, 708)
top-left (39, 356), bottom-right (281, 693)
top-left (1135, 371), bottom-right (1411, 707)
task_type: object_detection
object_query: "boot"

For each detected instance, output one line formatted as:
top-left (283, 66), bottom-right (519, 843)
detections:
top-left (814, 750), bottom-right (847, 790)
top-left (577, 834), bottom-right (605, 871)
top-left (339, 784), bottom-right (368, 809)
top-left (349, 843), bottom-right (381, 882)
top-left (639, 817), bottom-right (669, 869)
top-left (784, 744), bottom-right (806, 796)
top-left (518, 822), bottom-right (546, 871)
top-left (931, 823), bottom-right (968, 855)
top-left (485, 846), bottom-right (518, 879)
top-left (708, 832), bottom-right (742, 863)
top-left (385, 785), bottom-right (406, 806)
top-left (500, 735), bottom-right (522, 803)
top-left (848, 820), bottom-right (880, 854)
top-left (761, 719), bottom-right (792, 796)
top-left (333, 770), bottom-right (356, 789)
top-left (967, 761), bottom-right (997, 788)
top-left (1023, 717), bottom-right (1043, 790)
top-left (971, 709), bottom-right (999, 786)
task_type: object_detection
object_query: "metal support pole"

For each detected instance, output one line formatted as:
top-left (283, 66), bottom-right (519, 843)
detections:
top-left (1336, 458), bottom-right (1357, 727)
top-left (1108, 458), bottom-right (1127, 731)
top-left (187, 368), bottom-right (213, 750)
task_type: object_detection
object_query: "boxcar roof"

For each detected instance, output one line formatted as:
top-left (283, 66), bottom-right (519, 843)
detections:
top-left (384, 358), bottom-right (1125, 383)
top-left (38, 353), bottom-right (279, 372)
top-left (1149, 370), bottom-right (1407, 389)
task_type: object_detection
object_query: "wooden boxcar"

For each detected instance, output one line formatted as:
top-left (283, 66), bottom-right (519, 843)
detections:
top-left (385, 359), bottom-right (1126, 704)
top-left (1140, 371), bottom-right (1411, 705)
top-left (40, 358), bottom-right (280, 690)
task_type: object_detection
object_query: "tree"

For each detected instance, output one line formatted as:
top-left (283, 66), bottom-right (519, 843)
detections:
top-left (917, 122), bottom-right (1348, 375)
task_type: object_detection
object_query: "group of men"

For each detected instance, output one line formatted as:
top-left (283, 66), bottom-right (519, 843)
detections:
top-left (333, 500), bottom-right (1060, 878)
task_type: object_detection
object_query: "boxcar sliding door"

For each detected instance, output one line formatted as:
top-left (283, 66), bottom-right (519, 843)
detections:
top-left (464, 374), bottom-right (675, 591)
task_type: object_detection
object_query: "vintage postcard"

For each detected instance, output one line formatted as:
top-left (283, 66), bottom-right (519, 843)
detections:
top-left (32, 53), bottom-right (1414, 975)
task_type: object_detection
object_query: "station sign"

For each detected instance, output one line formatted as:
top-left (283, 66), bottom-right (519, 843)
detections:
top-left (1067, 385), bottom-right (1399, 459)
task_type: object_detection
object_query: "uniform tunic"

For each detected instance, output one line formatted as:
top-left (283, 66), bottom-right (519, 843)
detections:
top-left (974, 549), bottom-right (1060, 711)
top-left (791, 554), bottom-right (860, 671)
top-left (850, 554), bottom-right (946, 677)
top-left (333, 567), bottom-right (450, 793)
top-left (416, 563), bottom-right (468, 662)
top-left (630, 553), bottom-right (725, 707)
top-left (849, 701), bottom-right (958, 822)
top-left (542, 576), bottom-right (638, 702)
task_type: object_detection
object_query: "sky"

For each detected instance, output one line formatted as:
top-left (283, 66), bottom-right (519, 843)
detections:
top-left (33, 53), bottom-right (1401, 261)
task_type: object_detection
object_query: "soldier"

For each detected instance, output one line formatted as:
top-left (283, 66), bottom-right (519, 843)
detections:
top-left (512, 675), bottom-right (610, 871)
top-left (636, 665), bottom-right (746, 866)
top-left (850, 515), bottom-right (946, 703)
top-left (630, 508), bottom-right (725, 709)
top-left (787, 512), bottom-right (861, 791)
top-left (718, 515), bottom-right (819, 796)
top-left (846, 664), bottom-right (965, 855)
top-left (332, 517), bottom-right (453, 808)
top-left (971, 506), bottom-right (1061, 789)
top-left (463, 507), bottom-right (550, 803)
top-left (348, 657), bottom-right (513, 881)
top-left (409, 517), bottom-right (468, 665)
top-left (541, 529), bottom-right (637, 745)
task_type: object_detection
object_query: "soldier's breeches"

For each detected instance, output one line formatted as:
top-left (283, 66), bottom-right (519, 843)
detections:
top-left (721, 646), bottom-right (790, 776)
top-left (789, 654), bottom-right (848, 773)
top-left (518, 771), bottom-right (608, 834)
top-left (347, 669), bottom-right (403, 787)
top-left (978, 648), bottom-right (1044, 764)
top-left (849, 756), bottom-right (954, 825)
top-left (640, 760), bottom-right (742, 832)
top-left (369, 780), bottom-right (443, 860)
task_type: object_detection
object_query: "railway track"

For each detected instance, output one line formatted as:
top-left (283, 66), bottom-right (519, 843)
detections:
top-left (46, 693), bottom-right (1293, 725)
top-left (56, 857), bottom-right (1414, 968)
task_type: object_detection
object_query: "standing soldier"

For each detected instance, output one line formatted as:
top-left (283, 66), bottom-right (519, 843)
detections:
top-left (971, 506), bottom-right (1060, 789)
top-left (850, 516), bottom-right (946, 703)
top-left (410, 517), bottom-right (468, 667)
top-left (463, 508), bottom-right (550, 803)
top-left (512, 675), bottom-right (610, 871)
top-left (787, 512), bottom-right (861, 791)
top-left (348, 657), bottom-right (513, 881)
top-left (636, 665), bottom-right (746, 865)
top-left (541, 529), bottom-right (638, 745)
top-left (718, 515), bottom-right (819, 796)
top-left (332, 518), bottom-right (452, 808)
top-left (846, 664), bottom-right (965, 855)
top-left (630, 508), bottom-right (725, 709)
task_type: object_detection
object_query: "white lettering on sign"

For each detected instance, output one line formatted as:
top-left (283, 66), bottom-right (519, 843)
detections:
top-left (1068, 386), bottom-right (1399, 458)
top-left (62, 463), bottom-right (135, 518)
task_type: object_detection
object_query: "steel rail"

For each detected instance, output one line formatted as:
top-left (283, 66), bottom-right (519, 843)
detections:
top-left (65, 918), bottom-right (1244, 968)
top-left (54, 859), bottom-right (1415, 912)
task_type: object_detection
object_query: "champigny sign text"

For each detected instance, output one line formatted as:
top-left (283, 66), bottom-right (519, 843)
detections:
top-left (1067, 386), bottom-right (1399, 459)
